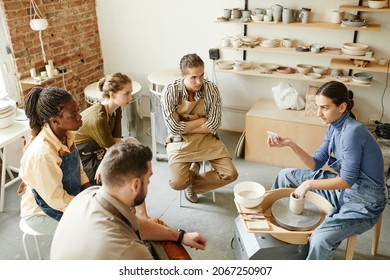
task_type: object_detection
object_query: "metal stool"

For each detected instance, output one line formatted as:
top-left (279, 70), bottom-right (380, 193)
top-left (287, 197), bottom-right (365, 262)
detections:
top-left (178, 161), bottom-right (215, 207)
top-left (345, 213), bottom-right (383, 260)
top-left (19, 219), bottom-right (49, 260)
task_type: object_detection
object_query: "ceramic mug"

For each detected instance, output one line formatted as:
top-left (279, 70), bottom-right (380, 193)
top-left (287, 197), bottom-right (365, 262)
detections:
top-left (281, 38), bottom-right (293, 48)
top-left (272, 9), bottom-right (282, 22)
top-left (299, 9), bottom-right (310, 24)
top-left (231, 39), bottom-right (242, 48)
top-left (282, 8), bottom-right (292, 23)
top-left (263, 15), bottom-right (272, 22)
top-left (331, 10), bottom-right (343, 24)
top-left (289, 192), bottom-right (305, 215)
top-left (233, 8), bottom-right (242, 18)
top-left (220, 38), bottom-right (230, 47)
top-left (224, 9), bottom-right (232, 19)
top-left (242, 10), bottom-right (251, 19)
top-left (29, 68), bottom-right (37, 78)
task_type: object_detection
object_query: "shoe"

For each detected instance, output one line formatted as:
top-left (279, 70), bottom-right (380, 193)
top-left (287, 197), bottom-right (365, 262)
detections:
top-left (190, 162), bottom-right (201, 175)
top-left (184, 186), bottom-right (199, 203)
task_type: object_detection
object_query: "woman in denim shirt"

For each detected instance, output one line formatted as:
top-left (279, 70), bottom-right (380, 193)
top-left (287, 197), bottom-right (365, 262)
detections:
top-left (268, 81), bottom-right (386, 259)
top-left (20, 87), bottom-right (90, 235)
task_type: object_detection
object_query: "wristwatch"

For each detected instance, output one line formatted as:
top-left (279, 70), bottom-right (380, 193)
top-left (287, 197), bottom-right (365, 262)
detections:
top-left (177, 229), bottom-right (186, 244)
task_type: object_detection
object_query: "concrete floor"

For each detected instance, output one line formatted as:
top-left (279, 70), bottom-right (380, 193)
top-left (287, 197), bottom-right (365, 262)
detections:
top-left (0, 117), bottom-right (389, 260)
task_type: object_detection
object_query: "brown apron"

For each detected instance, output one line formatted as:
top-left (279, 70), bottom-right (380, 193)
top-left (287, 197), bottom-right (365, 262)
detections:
top-left (166, 98), bottom-right (230, 165)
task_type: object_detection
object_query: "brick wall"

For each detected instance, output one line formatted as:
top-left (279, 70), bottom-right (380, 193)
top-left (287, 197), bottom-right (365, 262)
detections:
top-left (1, 0), bottom-right (104, 109)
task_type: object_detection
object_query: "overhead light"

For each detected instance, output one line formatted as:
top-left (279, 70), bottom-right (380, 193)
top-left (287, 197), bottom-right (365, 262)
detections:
top-left (29, 0), bottom-right (48, 62)
top-left (30, 18), bottom-right (48, 31)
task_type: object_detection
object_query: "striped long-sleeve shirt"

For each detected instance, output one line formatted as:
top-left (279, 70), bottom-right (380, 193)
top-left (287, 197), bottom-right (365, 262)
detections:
top-left (161, 79), bottom-right (222, 135)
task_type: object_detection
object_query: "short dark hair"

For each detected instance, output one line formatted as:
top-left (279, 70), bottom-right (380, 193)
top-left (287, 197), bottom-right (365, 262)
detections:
top-left (180, 53), bottom-right (204, 75)
top-left (100, 142), bottom-right (153, 188)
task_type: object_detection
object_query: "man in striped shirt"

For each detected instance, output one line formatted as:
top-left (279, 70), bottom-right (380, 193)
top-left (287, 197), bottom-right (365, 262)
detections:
top-left (161, 53), bottom-right (238, 203)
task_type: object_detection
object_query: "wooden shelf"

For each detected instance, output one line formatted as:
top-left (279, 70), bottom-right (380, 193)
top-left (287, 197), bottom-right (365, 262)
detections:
top-left (330, 58), bottom-right (390, 73)
top-left (339, 5), bottom-right (390, 12)
top-left (215, 20), bottom-right (381, 32)
top-left (218, 45), bottom-right (376, 61)
top-left (216, 68), bottom-right (370, 87)
top-left (19, 71), bottom-right (71, 93)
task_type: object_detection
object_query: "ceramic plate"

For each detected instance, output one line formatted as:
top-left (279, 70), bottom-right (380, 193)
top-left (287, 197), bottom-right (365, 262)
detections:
top-left (341, 47), bottom-right (367, 56)
top-left (343, 43), bottom-right (369, 51)
top-left (271, 197), bottom-right (322, 231)
top-left (276, 67), bottom-right (295, 74)
top-left (216, 60), bottom-right (235, 69)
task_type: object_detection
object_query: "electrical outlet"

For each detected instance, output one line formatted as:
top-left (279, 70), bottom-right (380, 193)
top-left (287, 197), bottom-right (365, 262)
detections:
top-left (369, 115), bottom-right (380, 125)
top-left (369, 119), bottom-right (378, 125)
top-left (57, 66), bottom-right (67, 73)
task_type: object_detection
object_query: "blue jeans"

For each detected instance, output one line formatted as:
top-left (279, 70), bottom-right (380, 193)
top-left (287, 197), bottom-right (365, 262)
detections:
top-left (273, 168), bottom-right (386, 260)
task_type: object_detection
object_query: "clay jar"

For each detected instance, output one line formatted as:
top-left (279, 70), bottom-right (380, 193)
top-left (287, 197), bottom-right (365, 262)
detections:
top-left (233, 8), bottom-right (242, 19)
top-left (289, 192), bottom-right (305, 215)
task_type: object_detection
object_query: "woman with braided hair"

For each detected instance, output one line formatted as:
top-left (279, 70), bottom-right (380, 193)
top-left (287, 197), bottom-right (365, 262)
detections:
top-left (19, 87), bottom-right (90, 235)
top-left (267, 81), bottom-right (386, 259)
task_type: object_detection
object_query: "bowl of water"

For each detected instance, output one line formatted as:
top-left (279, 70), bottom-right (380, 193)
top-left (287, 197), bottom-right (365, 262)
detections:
top-left (234, 181), bottom-right (266, 208)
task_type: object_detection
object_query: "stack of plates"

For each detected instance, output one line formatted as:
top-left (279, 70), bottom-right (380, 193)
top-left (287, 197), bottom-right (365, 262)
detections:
top-left (352, 72), bottom-right (373, 84)
top-left (260, 38), bottom-right (280, 48)
top-left (216, 60), bottom-right (235, 70)
top-left (239, 36), bottom-right (260, 47)
top-left (342, 43), bottom-right (369, 56)
top-left (341, 19), bottom-right (368, 28)
top-left (0, 98), bottom-right (17, 128)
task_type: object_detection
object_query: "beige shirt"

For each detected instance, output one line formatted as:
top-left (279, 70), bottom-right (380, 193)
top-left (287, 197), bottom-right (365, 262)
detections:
top-left (20, 124), bottom-right (89, 217)
top-left (50, 186), bottom-right (154, 260)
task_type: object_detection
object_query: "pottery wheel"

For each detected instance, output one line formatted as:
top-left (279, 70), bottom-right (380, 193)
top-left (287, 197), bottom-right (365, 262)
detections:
top-left (271, 197), bottom-right (322, 231)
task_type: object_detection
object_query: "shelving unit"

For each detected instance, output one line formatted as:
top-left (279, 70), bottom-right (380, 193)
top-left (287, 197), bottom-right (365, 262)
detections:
top-left (214, 1), bottom-right (389, 84)
top-left (218, 45), bottom-right (376, 61)
top-left (339, 5), bottom-right (390, 12)
top-left (330, 58), bottom-right (389, 73)
top-left (216, 67), bottom-right (370, 87)
top-left (215, 20), bottom-right (381, 32)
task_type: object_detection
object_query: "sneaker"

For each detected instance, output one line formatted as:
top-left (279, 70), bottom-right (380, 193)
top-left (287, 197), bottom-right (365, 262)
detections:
top-left (190, 162), bottom-right (201, 175)
top-left (184, 185), bottom-right (199, 203)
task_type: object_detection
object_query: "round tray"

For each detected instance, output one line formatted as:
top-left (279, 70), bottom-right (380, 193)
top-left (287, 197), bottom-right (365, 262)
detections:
top-left (271, 197), bottom-right (322, 231)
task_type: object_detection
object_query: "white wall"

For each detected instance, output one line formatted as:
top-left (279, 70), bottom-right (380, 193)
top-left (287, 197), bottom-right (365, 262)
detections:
top-left (96, 0), bottom-right (390, 132)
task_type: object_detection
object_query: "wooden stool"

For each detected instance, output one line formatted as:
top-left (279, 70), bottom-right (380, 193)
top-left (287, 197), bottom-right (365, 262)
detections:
top-left (178, 161), bottom-right (215, 207)
top-left (345, 214), bottom-right (383, 260)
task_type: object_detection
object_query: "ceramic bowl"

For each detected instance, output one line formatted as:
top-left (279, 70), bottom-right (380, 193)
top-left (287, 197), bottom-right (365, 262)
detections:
top-left (0, 106), bottom-right (16, 128)
top-left (251, 14), bottom-right (263, 22)
top-left (296, 64), bottom-right (312, 74)
top-left (341, 19), bottom-right (368, 27)
top-left (258, 63), bottom-right (280, 72)
top-left (368, 0), bottom-right (387, 9)
top-left (352, 72), bottom-right (373, 82)
top-left (313, 66), bottom-right (329, 75)
top-left (234, 181), bottom-right (266, 208)
top-left (216, 60), bottom-right (235, 70)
